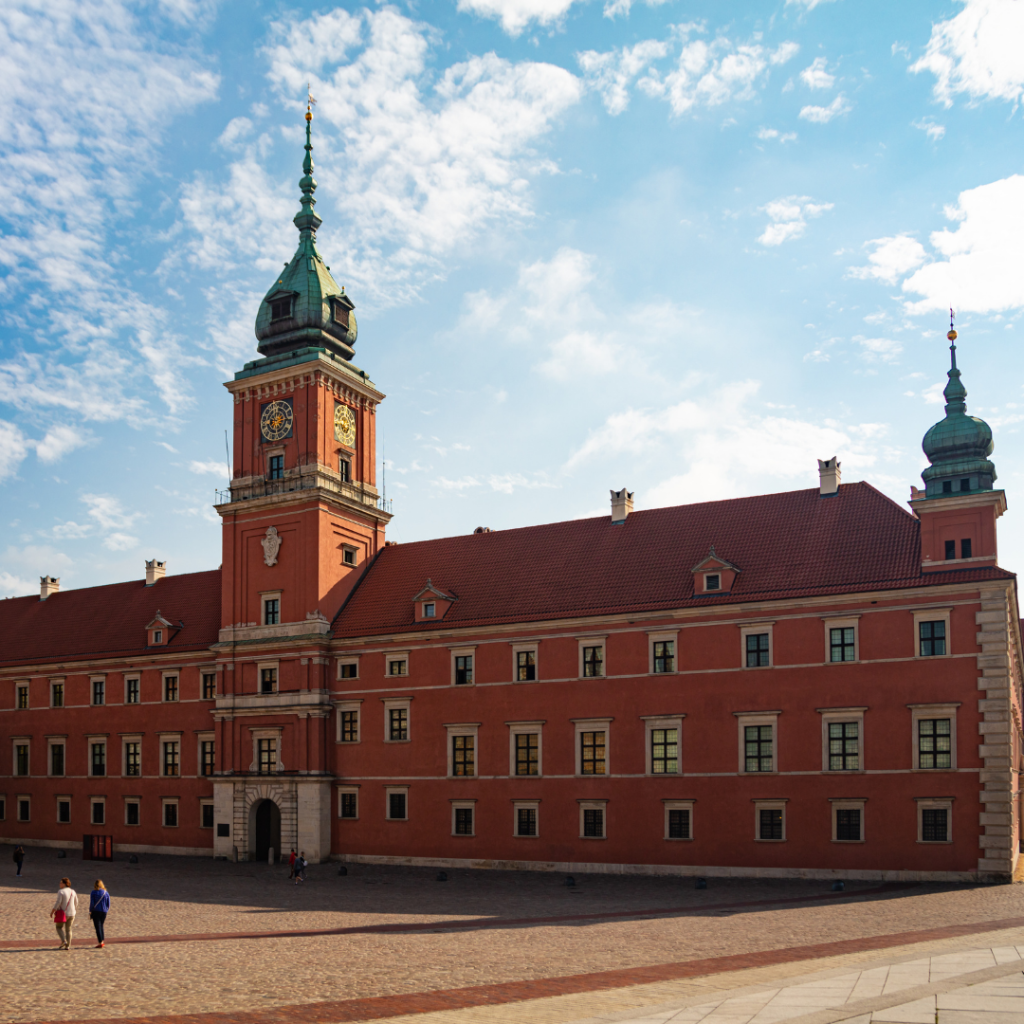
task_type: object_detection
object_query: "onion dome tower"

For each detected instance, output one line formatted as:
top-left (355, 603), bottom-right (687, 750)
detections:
top-left (920, 319), bottom-right (996, 498)
top-left (253, 103), bottom-right (357, 363)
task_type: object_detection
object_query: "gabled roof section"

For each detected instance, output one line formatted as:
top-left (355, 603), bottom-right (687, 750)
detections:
top-left (333, 483), bottom-right (1014, 638)
top-left (691, 545), bottom-right (739, 573)
top-left (412, 579), bottom-right (455, 602)
top-left (0, 569), bottom-right (221, 668)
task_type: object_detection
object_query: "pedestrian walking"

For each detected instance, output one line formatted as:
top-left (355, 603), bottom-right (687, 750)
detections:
top-left (288, 848), bottom-right (297, 880)
top-left (13, 845), bottom-right (24, 876)
top-left (89, 880), bottom-right (110, 948)
top-left (294, 852), bottom-right (306, 884)
top-left (51, 877), bottom-right (78, 950)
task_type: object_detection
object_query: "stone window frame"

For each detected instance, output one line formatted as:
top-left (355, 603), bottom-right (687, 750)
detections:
top-left (257, 660), bottom-right (280, 695)
top-left (385, 785), bottom-right (409, 821)
top-left (200, 799), bottom-right (215, 830)
top-left (648, 630), bottom-right (679, 675)
top-left (261, 590), bottom-right (283, 627)
top-left (507, 720), bottom-right (544, 777)
top-left (735, 711), bottom-right (781, 774)
top-left (0, 794), bottom-right (5, 820)
top-left (90, 796), bottom-right (106, 827)
top-left (511, 642), bottom-right (539, 682)
top-left (336, 656), bottom-right (360, 681)
top-left (916, 796), bottom-right (954, 843)
top-left (50, 678), bottom-right (65, 708)
top-left (386, 651), bottom-right (410, 678)
top-left (574, 718), bottom-right (613, 777)
top-left (88, 735), bottom-right (108, 778)
top-left (450, 798), bottom-right (477, 837)
top-left (56, 794), bottom-right (72, 825)
top-left (121, 734), bottom-right (143, 778)
top-left (124, 675), bottom-right (141, 704)
top-left (512, 800), bottom-right (540, 838)
top-left (739, 622), bottom-right (775, 669)
top-left (753, 798), bottom-right (788, 842)
top-left (335, 700), bottom-right (363, 744)
top-left (450, 646), bottom-right (477, 686)
top-left (446, 723), bottom-right (480, 778)
top-left (162, 797), bottom-right (180, 829)
top-left (17, 794), bottom-right (31, 822)
top-left (12, 737), bottom-right (31, 777)
top-left (578, 636), bottom-right (607, 679)
top-left (15, 680), bottom-right (30, 710)
top-left (830, 798), bottom-right (866, 843)
top-left (913, 608), bottom-right (952, 659)
top-left (47, 737), bottom-right (67, 778)
top-left (663, 799), bottom-right (695, 841)
top-left (342, 544), bottom-right (359, 568)
top-left (642, 715), bottom-right (685, 776)
top-left (250, 727), bottom-right (283, 774)
top-left (382, 698), bottom-right (412, 743)
top-left (817, 707), bottom-right (867, 773)
top-left (90, 675), bottom-right (107, 706)
top-left (124, 797), bottom-right (141, 827)
top-left (159, 733), bottom-right (183, 777)
top-left (908, 703), bottom-right (960, 771)
top-left (201, 670), bottom-right (218, 700)
top-left (337, 785), bottom-right (360, 820)
top-left (823, 615), bottom-right (860, 664)
top-left (578, 799), bottom-right (608, 839)
top-left (162, 671), bottom-right (180, 703)
top-left (196, 731), bottom-right (215, 777)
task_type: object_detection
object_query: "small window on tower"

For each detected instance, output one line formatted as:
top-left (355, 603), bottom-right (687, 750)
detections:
top-left (332, 300), bottom-right (349, 328)
top-left (268, 455), bottom-right (284, 480)
top-left (343, 547), bottom-right (357, 567)
top-left (961, 538), bottom-right (972, 559)
top-left (270, 298), bottom-right (292, 321)
top-left (942, 480), bottom-right (953, 494)
top-left (339, 458), bottom-right (351, 482)
top-left (944, 539), bottom-right (956, 560)
top-left (959, 478), bottom-right (970, 492)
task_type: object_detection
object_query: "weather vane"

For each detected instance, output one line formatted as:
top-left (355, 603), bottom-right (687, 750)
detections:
top-left (948, 306), bottom-right (957, 343)
top-left (307, 83), bottom-right (317, 114)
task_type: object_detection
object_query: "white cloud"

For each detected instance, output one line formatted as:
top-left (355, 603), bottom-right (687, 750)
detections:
top-left (456, 0), bottom-right (578, 36)
top-left (912, 117), bottom-right (946, 140)
top-left (578, 40), bottom-right (671, 115)
top-left (603, 0), bottom-right (672, 20)
top-left (82, 493), bottom-right (141, 532)
top-left (103, 532), bottom-right (140, 552)
top-left (189, 459), bottom-right (230, 476)
top-left (52, 521), bottom-right (93, 540)
top-left (856, 336), bottom-right (903, 362)
top-left (0, 571), bottom-right (35, 599)
top-left (912, 0), bottom-right (1024, 107)
top-left (218, 116), bottom-right (254, 148)
top-left (798, 93), bottom-right (851, 122)
top-left (800, 57), bottom-right (835, 89)
top-left (758, 196), bottom-right (834, 246)
top-left (847, 234), bottom-right (928, 285)
top-left (785, 0), bottom-right (836, 8)
top-left (34, 425), bottom-right (89, 464)
top-left (755, 127), bottom-right (797, 142)
top-left (0, 421), bottom-right (29, 481)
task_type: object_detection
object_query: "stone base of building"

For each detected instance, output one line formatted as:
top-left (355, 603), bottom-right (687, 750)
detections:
top-left (6, 837), bottom-right (213, 857)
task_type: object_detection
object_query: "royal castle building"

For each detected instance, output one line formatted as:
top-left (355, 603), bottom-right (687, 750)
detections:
top-left (2, 113), bottom-right (1022, 882)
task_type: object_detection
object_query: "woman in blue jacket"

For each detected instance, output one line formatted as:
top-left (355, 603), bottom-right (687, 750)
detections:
top-left (89, 880), bottom-right (110, 948)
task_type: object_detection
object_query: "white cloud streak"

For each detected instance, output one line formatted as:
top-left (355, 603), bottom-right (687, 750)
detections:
top-left (758, 196), bottom-right (834, 246)
top-left (798, 93), bottom-right (851, 122)
top-left (800, 57), bottom-right (835, 89)
top-left (456, 0), bottom-right (578, 36)
top-left (848, 235), bottom-right (928, 285)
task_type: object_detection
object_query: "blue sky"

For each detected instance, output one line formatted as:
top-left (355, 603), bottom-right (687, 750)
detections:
top-left (2, 0), bottom-right (1024, 596)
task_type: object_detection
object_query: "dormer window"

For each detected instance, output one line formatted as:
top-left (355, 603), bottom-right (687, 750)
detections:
top-left (154, 630), bottom-right (163, 644)
top-left (270, 297), bottom-right (292, 321)
top-left (147, 614), bottom-right (173, 646)
top-left (332, 299), bottom-right (349, 328)
top-left (413, 579), bottom-right (455, 622)
top-left (705, 574), bottom-right (720, 592)
top-left (691, 546), bottom-right (739, 596)
top-left (423, 602), bottom-right (435, 618)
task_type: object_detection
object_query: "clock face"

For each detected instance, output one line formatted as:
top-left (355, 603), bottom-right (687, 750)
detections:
top-left (260, 400), bottom-right (293, 441)
top-left (334, 404), bottom-right (356, 447)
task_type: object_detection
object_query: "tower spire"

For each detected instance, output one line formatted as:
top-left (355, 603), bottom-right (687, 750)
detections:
top-left (942, 307), bottom-right (966, 413)
top-left (294, 85), bottom-right (321, 242)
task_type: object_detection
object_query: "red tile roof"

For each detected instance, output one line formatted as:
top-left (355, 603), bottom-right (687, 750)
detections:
top-left (332, 483), bottom-right (1014, 637)
top-left (0, 569), bottom-right (221, 668)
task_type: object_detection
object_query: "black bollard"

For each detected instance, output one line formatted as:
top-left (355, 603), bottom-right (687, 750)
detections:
top-left (831, 880), bottom-right (845, 891)
top-left (436, 871), bottom-right (448, 881)
top-left (338, 865), bottom-right (348, 876)
top-left (129, 854), bottom-right (139, 864)
top-left (57, 849), bottom-right (66, 859)
top-left (565, 875), bottom-right (575, 887)
top-left (694, 877), bottom-right (707, 889)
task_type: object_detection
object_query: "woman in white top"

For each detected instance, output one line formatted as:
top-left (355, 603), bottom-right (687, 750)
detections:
top-left (51, 877), bottom-right (78, 950)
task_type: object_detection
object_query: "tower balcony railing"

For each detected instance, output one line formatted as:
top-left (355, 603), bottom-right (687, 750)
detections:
top-left (215, 469), bottom-right (391, 513)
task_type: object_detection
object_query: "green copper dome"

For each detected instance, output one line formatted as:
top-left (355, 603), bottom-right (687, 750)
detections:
top-left (920, 331), bottom-right (995, 498)
top-left (254, 110), bottom-right (357, 361)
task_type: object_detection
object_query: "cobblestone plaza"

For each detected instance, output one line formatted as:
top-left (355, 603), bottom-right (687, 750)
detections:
top-left (4, 850), bottom-right (1024, 1024)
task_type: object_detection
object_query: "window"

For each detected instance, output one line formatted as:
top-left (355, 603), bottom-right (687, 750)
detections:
top-left (125, 742), bottom-right (140, 777)
top-left (515, 733), bottom-right (539, 776)
top-left (423, 602), bottom-right (435, 618)
top-left (388, 658), bottom-right (408, 677)
top-left (580, 731), bottom-right (606, 775)
top-left (960, 478), bottom-right (970, 492)
top-left (15, 744), bottom-right (29, 776)
top-left (338, 661), bottom-right (358, 680)
top-left (202, 673), bottom-right (217, 700)
top-left (828, 722), bottom-right (860, 771)
top-left (268, 454), bottom-right (284, 480)
top-left (201, 740), bottom-right (215, 777)
top-left (50, 744), bottom-right (65, 777)
top-left (0, 798), bottom-right (4, 820)
top-left (667, 809), bottom-right (691, 840)
top-left (746, 633), bottom-right (770, 667)
top-left (961, 538), bottom-right (972, 559)
top-left (257, 738), bottom-right (277, 774)
top-left (163, 801), bottom-right (178, 828)
top-left (758, 808), bottom-right (784, 840)
top-left (651, 729), bottom-right (678, 774)
top-left (582, 645), bottom-right (604, 677)
top-left (164, 676), bottom-right (178, 702)
top-left (216, 823), bottom-right (230, 837)
top-left (91, 801), bottom-right (105, 826)
top-left (263, 598), bottom-right (280, 626)
top-left (153, 630), bottom-right (163, 644)
top-left (919, 621), bottom-right (946, 657)
top-left (126, 801), bottom-right (140, 826)
top-left (387, 790), bottom-right (407, 820)
top-left (835, 807), bottom-right (862, 842)
top-left (451, 735), bottom-right (475, 777)
top-left (91, 742), bottom-right (106, 777)
top-left (260, 668), bottom-right (277, 694)
top-left (453, 805), bottom-right (475, 835)
top-left (162, 741), bottom-right (180, 777)
top-left (829, 627), bottom-right (856, 662)
top-left (58, 799), bottom-right (71, 824)
top-left (516, 650), bottom-right (536, 681)
top-left (944, 539), bottom-right (955, 559)
top-left (270, 297), bottom-right (291, 321)
top-left (652, 640), bottom-right (675, 673)
top-left (921, 807), bottom-right (949, 842)
top-left (918, 719), bottom-right (952, 769)
top-left (454, 655), bottom-right (473, 686)
top-left (126, 678), bottom-right (140, 704)
top-left (339, 791), bottom-right (358, 819)
top-left (943, 481), bottom-right (952, 494)
top-left (16, 685), bottom-right (28, 709)
top-left (339, 458), bottom-right (351, 482)
top-left (92, 679), bottom-right (105, 705)
top-left (343, 547), bottom-right (356, 567)
top-left (705, 573), bottom-right (721, 591)
top-left (744, 725), bottom-right (773, 772)
top-left (51, 682), bottom-right (64, 708)
top-left (340, 710), bottom-right (359, 743)
top-left (581, 805), bottom-right (606, 838)
top-left (516, 806), bottom-right (538, 837)
top-left (389, 708), bottom-right (408, 741)
top-left (18, 798), bottom-right (30, 822)
top-left (201, 803), bottom-right (214, 829)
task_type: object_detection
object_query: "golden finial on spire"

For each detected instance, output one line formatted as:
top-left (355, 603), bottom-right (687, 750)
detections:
top-left (947, 306), bottom-right (957, 342)
top-left (306, 82), bottom-right (317, 122)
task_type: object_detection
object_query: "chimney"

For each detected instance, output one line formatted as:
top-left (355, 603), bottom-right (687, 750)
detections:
top-left (610, 487), bottom-right (634, 524)
top-left (40, 576), bottom-right (60, 600)
top-left (145, 559), bottom-right (167, 586)
top-left (818, 457), bottom-right (841, 497)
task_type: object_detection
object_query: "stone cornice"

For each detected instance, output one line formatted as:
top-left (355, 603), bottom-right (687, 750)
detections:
top-left (225, 357), bottom-right (384, 408)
